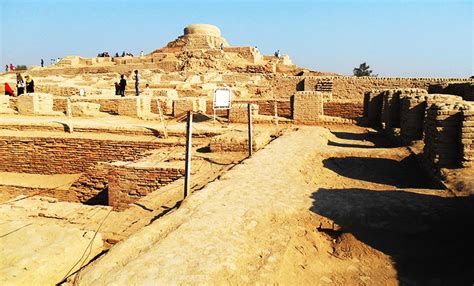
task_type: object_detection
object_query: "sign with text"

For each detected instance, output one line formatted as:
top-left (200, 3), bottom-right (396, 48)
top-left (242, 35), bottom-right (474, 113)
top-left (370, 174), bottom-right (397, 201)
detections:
top-left (213, 88), bottom-right (232, 110)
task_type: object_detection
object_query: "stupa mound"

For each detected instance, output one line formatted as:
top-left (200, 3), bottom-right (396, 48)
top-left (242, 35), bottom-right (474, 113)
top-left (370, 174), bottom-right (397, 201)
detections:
top-left (156, 23), bottom-right (229, 51)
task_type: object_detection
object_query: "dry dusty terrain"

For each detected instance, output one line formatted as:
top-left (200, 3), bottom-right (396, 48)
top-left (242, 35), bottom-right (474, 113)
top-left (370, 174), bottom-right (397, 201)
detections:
top-left (72, 125), bottom-right (474, 285)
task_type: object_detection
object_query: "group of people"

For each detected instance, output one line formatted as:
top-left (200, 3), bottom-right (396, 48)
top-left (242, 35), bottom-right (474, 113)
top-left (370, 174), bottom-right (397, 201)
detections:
top-left (5, 64), bottom-right (14, 72)
top-left (114, 70), bottom-right (141, 97)
top-left (50, 58), bottom-right (61, 65)
top-left (98, 52), bottom-right (110, 57)
top-left (98, 51), bottom-right (143, 58)
top-left (4, 73), bottom-right (34, 97)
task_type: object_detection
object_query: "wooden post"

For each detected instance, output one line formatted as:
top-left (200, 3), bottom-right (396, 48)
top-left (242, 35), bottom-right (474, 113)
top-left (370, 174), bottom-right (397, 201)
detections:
top-left (66, 98), bottom-right (73, 133)
top-left (248, 104), bottom-right (253, 157)
top-left (184, 111), bottom-right (193, 198)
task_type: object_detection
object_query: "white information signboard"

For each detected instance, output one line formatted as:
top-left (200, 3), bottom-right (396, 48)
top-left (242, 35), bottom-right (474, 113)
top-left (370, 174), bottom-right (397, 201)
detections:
top-left (213, 88), bottom-right (231, 110)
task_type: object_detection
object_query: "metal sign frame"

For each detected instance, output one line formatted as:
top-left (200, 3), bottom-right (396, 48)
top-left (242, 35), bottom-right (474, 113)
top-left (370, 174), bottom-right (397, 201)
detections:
top-left (213, 88), bottom-right (232, 110)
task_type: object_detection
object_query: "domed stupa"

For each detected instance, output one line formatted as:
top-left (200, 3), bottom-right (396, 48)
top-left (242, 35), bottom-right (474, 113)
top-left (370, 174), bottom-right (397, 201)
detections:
top-left (159, 24), bottom-right (229, 51)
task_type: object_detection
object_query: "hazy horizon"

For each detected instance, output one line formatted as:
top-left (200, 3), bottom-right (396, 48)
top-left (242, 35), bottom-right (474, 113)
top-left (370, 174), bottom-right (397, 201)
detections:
top-left (1, 0), bottom-right (472, 77)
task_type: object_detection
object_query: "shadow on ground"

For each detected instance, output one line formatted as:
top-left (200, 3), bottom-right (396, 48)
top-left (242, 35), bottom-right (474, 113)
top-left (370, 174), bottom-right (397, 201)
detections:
top-left (310, 188), bottom-right (474, 284)
top-left (328, 130), bottom-right (396, 149)
top-left (323, 155), bottom-right (442, 189)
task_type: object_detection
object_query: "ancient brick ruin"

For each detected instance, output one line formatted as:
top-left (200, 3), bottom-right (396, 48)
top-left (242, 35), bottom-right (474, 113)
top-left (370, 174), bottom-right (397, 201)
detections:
top-left (1, 23), bottom-right (473, 285)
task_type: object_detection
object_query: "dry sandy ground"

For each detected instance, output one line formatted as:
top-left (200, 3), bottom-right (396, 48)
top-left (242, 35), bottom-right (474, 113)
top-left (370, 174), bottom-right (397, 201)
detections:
top-left (71, 125), bottom-right (474, 285)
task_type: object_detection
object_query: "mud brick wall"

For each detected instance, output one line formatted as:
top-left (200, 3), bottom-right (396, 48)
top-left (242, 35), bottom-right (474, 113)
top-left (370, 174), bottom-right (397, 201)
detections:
top-left (69, 163), bottom-right (110, 204)
top-left (428, 82), bottom-right (474, 101)
top-left (423, 103), bottom-right (463, 168)
top-left (173, 98), bottom-right (197, 116)
top-left (118, 96), bottom-right (151, 117)
top-left (16, 93), bottom-right (55, 115)
top-left (205, 99), bottom-right (291, 118)
top-left (323, 101), bottom-right (363, 119)
top-left (108, 165), bottom-right (184, 211)
top-left (381, 89), bottom-right (428, 130)
top-left (461, 110), bottom-right (474, 167)
top-left (364, 90), bottom-right (384, 126)
top-left (229, 103), bottom-right (259, 123)
top-left (0, 136), bottom-right (171, 174)
top-left (36, 85), bottom-right (80, 96)
top-left (291, 91), bottom-right (323, 123)
top-left (400, 95), bottom-right (428, 142)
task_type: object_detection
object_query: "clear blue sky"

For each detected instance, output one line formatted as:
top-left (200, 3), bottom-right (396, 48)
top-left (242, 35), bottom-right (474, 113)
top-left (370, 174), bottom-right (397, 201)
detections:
top-left (1, 0), bottom-right (472, 77)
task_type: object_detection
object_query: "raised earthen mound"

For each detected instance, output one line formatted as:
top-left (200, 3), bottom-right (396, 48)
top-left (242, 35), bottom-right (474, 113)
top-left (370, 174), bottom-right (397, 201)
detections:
top-left (154, 24), bottom-right (229, 52)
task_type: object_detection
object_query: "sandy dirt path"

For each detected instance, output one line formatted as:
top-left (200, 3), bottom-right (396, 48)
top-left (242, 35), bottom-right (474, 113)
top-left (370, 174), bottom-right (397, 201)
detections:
top-left (74, 125), bottom-right (474, 285)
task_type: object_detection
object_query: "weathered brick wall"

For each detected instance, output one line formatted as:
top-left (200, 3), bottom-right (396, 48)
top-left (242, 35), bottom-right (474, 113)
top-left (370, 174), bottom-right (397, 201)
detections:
top-left (424, 103), bottom-right (463, 168)
top-left (118, 96), bottom-right (152, 117)
top-left (461, 109), bottom-right (474, 167)
top-left (400, 95), bottom-right (427, 142)
top-left (272, 76), bottom-right (471, 100)
top-left (108, 164), bottom-right (184, 211)
top-left (381, 89), bottom-right (427, 130)
top-left (35, 85), bottom-right (80, 96)
top-left (0, 136), bottom-right (172, 174)
top-left (364, 90), bottom-right (384, 126)
top-left (399, 94), bottom-right (463, 143)
top-left (323, 101), bottom-right (363, 119)
top-left (69, 163), bottom-right (110, 204)
top-left (205, 99), bottom-right (291, 118)
top-left (291, 91), bottom-right (323, 123)
top-left (229, 103), bottom-right (259, 123)
top-left (428, 82), bottom-right (474, 101)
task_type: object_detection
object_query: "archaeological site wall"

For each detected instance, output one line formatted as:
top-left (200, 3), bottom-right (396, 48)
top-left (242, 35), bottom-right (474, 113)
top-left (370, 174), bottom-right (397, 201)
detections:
top-left (107, 162), bottom-right (184, 211)
top-left (0, 135), bottom-right (175, 174)
top-left (271, 76), bottom-right (472, 119)
top-left (428, 82), bottom-right (474, 101)
top-left (362, 86), bottom-right (474, 178)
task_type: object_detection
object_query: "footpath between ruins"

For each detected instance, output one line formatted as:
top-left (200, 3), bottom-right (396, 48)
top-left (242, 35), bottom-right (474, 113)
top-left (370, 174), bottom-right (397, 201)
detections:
top-left (70, 125), bottom-right (474, 285)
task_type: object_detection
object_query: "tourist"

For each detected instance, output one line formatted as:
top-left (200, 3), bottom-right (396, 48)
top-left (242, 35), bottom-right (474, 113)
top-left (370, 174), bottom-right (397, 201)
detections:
top-left (121, 51), bottom-right (125, 57)
top-left (4, 83), bottom-right (15, 97)
top-left (114, 82), bottom-right (120, 95)
top-left (220, 43), bottom-right (224, 50)
top-left (16, 73), bottom-right (25, 95)
top-left (9, 64), bottom-right (14, 71)
top-left (119, 74), bottom-right (126, 97)
top-left (25, 75), bottom-right (34, 93)
top-left (274, 50), bottom-right (280, 58)
top-left (41, 59), bottom-right (44, 67)
top-left (115, 52), bottom-right (119, 58)
top-left (5, 65), bottom-right (8, 72)
top-left (133, 70), bottom-right (140, 96)
top-left (145, 83), bottom-right (151, 96)
top-left (140, 50), bottom-right (144, 57)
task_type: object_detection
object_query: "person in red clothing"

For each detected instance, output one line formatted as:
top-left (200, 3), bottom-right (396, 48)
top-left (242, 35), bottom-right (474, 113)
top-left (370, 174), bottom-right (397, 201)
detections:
top-left (9, 64), bottom-right (14, 71)
top-left (4, 83), bottom-right (15, 96)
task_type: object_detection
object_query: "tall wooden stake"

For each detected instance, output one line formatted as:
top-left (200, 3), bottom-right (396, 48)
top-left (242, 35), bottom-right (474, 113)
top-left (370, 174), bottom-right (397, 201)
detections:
top-left (248, 104), bottom-right (253, 157)
top-left (66, 98), bottom-right (73, 133)
top-left (184, 111), bottom-right (193, 198)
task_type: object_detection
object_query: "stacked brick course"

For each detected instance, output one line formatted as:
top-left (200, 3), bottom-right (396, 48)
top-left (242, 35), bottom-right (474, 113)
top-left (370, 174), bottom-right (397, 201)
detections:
top-left (423, 102), bottom-right (465, 168)
top-left (0, 136), bottom-right (173, 174)
top-left (461, 107), bottom-right (474, 167)
top-left (117, 96), bottom-right (152, 118)
top-left (229, 103), bottom-right (258, 123)
top-left (381, 88), bottom-right (427, 130)
top-left (71, 102), bottom-right (102, 117)
top-left (428, 82), bottom-right (474, 101)
top-left (107, 162), bottom-right (184, 211)
top-left (16, 93), bottom-right (61, 115)
top-left (291, 91), bottom-right (323, 123)
top-left (400, 94), bottom-right (462, 143)
top-left (364, 90), bottom-right (384, 126)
